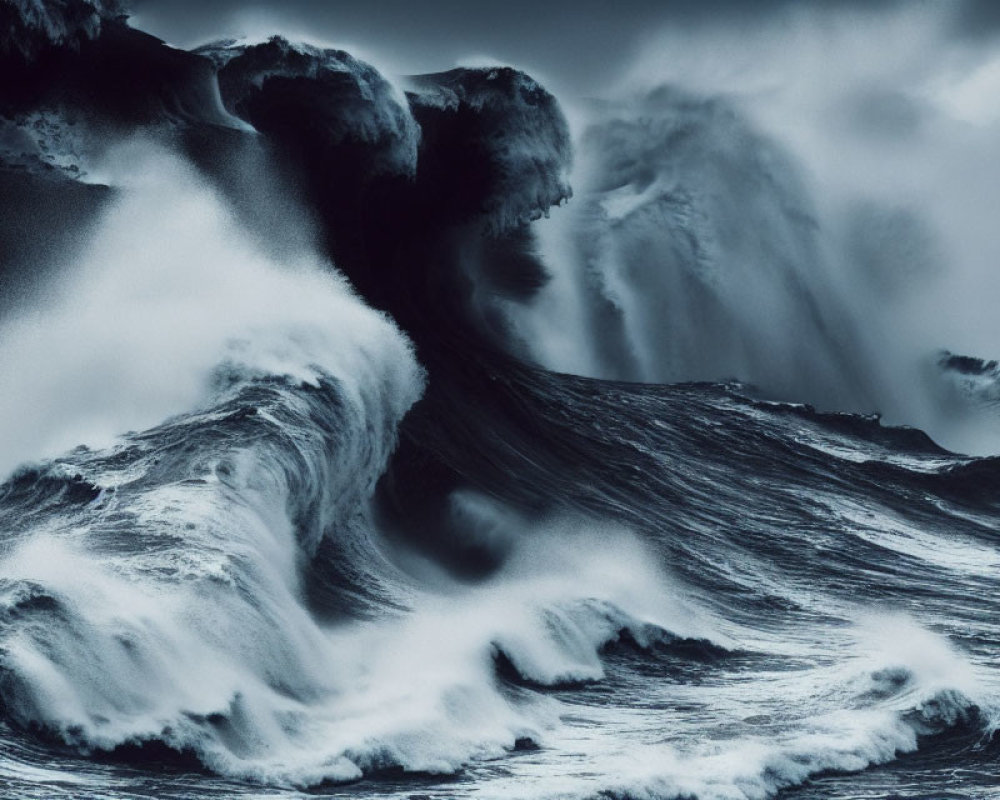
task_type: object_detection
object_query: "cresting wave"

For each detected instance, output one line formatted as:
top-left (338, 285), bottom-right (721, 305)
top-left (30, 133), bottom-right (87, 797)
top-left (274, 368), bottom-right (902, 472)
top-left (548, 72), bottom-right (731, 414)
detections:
top-left (0, 134), bottom-right (716, 791)
top-left (1, 3), bottom-right (1000, 799)
top-left (0, 142), bottom-right (425, 782)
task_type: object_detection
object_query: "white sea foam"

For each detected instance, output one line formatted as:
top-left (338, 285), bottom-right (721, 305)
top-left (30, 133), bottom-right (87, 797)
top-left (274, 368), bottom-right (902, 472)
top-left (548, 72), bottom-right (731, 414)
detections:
top-left (0, 150), bottom-right (727, 786)
top-left (460, 616), bottom-right (989, 800)
top-left (0, 482), bottom-right (724, 788)
top-left (0, 140), bottom-right (422, 480)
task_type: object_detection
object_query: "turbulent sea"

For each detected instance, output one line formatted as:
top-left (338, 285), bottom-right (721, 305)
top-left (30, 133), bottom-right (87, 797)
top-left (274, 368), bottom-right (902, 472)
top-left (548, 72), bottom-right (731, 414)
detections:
top-left (2, 2), bottom-right (1000, 799)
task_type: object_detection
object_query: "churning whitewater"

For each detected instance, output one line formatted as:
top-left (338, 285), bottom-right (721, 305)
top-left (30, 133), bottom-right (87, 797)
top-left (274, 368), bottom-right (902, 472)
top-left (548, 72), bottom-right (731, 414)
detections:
top-left (1, 1), bottom-right (1000, 799)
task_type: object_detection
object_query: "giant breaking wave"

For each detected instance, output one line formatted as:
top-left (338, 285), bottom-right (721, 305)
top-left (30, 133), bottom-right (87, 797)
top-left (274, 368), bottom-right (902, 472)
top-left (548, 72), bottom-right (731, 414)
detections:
top-left (1, 4), bottom-right (1000, 800)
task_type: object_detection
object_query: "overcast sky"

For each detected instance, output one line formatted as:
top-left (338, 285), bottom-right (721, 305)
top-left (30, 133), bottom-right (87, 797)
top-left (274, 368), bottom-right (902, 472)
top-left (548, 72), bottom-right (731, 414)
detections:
top-left (128, 0), bottom-right (1000, 95)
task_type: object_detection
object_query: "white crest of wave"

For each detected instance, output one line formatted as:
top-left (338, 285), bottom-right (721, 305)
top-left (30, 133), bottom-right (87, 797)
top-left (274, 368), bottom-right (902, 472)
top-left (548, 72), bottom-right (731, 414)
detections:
top-left (0, 483), bottom-right (720, 787)
top-left (0, 140), bottom-right (422, 479)
top-left (471, 614), bottom-right (990, 800)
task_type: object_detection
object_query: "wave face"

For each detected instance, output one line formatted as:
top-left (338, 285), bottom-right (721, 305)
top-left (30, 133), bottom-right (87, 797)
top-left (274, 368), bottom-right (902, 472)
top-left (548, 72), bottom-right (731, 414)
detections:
top-left (1, 4), bottom-right (1000, 800)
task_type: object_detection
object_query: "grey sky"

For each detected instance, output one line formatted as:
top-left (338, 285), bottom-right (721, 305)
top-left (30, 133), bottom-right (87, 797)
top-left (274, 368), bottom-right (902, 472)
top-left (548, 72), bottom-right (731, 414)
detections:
top-left (128, 1), bottom-right (998, 95)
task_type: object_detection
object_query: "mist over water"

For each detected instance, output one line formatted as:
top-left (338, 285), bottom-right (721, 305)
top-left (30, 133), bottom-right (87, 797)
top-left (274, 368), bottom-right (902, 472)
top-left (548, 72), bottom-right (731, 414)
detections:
top-left (509, 3), bottom-right (1000, 453)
